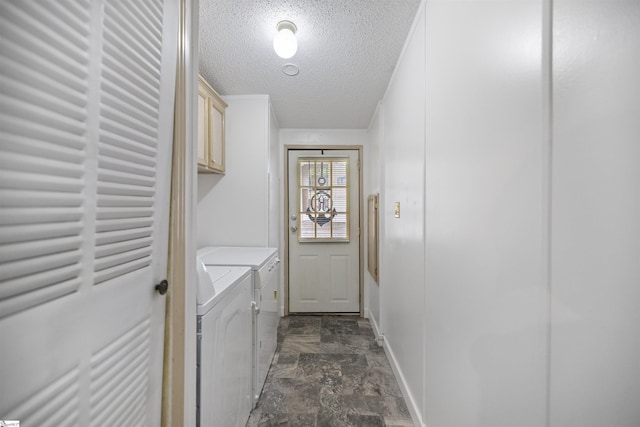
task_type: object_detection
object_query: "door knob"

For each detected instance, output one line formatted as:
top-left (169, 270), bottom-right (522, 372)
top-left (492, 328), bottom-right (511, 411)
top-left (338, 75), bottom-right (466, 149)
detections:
top-left (251, 301), bottom-right (260, 314)
top-left (155, 279), bottom-right (168, 295)
top-left (291, 225), bottom-right (298, 232)
top-left (291, 214), bottom-right (297, 221)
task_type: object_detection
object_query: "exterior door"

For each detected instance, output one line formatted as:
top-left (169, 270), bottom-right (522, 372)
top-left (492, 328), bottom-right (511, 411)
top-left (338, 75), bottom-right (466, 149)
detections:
top-left (0, 1), bottom-right (178, 425)
top-left (288, 149), bottom-right (360, 313)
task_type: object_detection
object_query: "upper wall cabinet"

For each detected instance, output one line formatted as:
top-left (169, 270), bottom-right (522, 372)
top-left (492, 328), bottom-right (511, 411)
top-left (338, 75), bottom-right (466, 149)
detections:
top-left (198, 75), bottom-right (227, 174)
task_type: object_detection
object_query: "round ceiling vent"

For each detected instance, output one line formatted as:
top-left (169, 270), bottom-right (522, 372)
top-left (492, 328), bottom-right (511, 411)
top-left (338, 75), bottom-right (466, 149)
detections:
top-left (282, 63), bottom-right (299, 76)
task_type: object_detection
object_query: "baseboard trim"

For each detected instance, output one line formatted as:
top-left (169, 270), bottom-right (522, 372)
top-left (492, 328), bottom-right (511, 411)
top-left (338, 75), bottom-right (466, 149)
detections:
top-left (368, 312), bottom-right (383, 346)
top-left (383, 339), bottom-right (426, 427)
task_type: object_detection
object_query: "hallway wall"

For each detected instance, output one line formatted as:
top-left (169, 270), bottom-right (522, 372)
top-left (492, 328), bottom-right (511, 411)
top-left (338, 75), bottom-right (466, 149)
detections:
top-left (372, 0), bottom-right (640, 426)
top-left (377, 4), bottom-right (426, 422)
top-left (422, 1), bottom-right (546, 425)
top-left (549, 1), bottom-right (640, 425)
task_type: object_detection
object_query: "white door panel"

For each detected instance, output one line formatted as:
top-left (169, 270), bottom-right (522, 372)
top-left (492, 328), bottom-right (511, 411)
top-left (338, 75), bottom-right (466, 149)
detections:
top-left (0, 0), bottom-right (178, 425)
top-left (288, 149), bottom-right (360, 313)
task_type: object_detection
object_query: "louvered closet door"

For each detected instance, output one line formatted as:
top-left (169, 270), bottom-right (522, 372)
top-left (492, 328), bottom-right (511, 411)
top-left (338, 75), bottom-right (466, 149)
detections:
top-left (0, 1), bottom-right (178, 425)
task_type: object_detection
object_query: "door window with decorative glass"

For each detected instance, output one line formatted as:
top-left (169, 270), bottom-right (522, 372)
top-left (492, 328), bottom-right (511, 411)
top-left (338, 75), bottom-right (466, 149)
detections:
top-left (298, 158), bottom-right (349, 241)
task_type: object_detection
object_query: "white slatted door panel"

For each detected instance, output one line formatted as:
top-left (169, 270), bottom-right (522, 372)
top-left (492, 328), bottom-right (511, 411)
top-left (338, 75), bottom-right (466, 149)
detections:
top-left (0, 0), bottom-right (91, 421)
top-left (0, 0), bottom-right (178, 425)
top-left (89, 1), bottom-right (173, 425)
top-left (0, 0), bottom-right (89, 318)
top-left (89, 318), bottom-right (152, 426)
top-left (94, 0), bottom-right (163, 285)
top-left (7, 367), bottom-right (81, 426)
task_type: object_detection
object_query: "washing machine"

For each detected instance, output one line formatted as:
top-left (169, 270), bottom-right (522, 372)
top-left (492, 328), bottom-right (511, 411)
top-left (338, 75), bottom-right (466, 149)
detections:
top-left (196, 259), bottom-right (253, 427)
top-left (197, 246), bottom-right (280, 407)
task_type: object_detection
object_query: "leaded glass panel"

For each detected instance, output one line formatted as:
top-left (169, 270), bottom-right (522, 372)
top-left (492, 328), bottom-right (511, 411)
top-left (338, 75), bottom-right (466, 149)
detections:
top-left (297, 158), bottom-right (350, 242)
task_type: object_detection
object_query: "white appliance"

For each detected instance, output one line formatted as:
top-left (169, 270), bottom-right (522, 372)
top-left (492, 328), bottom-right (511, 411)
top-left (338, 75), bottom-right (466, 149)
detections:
top-left (196, 260), bottom-right (253, 427)
top-left (197, 246), bottom-right (280, 406)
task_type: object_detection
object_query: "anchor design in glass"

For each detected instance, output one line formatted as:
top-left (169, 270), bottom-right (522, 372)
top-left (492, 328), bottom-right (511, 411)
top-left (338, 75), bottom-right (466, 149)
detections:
top-left (298, 158), bottom-right (349, 241)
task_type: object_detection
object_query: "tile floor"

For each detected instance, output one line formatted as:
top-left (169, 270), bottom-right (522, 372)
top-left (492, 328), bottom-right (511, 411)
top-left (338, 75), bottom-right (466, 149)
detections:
top-left (246, 315), bottom-right (414, 427)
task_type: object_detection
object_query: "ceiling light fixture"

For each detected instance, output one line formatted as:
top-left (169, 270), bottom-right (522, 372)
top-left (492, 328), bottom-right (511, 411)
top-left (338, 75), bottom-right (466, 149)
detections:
top-left (273, 20), bottom-right (298, 59)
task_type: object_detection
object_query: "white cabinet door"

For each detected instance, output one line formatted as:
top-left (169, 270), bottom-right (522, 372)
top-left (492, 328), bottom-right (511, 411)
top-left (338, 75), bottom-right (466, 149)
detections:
top-left (197, 88), bottom-right (208, 166)
top-left (288, 149), bottom-right (360, 313)
top-left (0, 1), bottom-right (178, 425)
top-left (208, 102), bottom-right (224, 171)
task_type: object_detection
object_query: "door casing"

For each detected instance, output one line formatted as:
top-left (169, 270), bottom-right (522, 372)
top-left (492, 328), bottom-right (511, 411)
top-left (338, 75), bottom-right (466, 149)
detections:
top-left (162, 0), bottom-right (198, 425)
top-left (283, 145), bottom-right (364, 316)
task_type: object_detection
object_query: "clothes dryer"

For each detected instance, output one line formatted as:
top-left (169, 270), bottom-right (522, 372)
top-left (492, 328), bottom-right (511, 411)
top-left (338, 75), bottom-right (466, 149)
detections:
top-left (197, 246), bottom-right (280, 407)
top-left (196, 261), bottom-right (252, 427)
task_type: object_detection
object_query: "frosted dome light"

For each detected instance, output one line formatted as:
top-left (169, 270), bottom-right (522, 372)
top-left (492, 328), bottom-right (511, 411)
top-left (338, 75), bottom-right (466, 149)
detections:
top-left (273, 20), bottom-right (298, 59)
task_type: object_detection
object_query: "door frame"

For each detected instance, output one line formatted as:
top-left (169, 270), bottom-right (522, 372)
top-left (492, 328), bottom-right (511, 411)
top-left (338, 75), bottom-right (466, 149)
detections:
top-left (283, 145), bottom-right (364, 317)
top-left (163, 0), bottom-right (198, 425)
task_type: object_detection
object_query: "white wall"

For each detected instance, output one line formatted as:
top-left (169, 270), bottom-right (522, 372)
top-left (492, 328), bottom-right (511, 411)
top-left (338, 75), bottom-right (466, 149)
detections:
top-left (197, 95), bottom-right (271, 248)
top-left (423, 1), bottom-right (546, 425)
top-left (378, 4), bottom-right (427, 423)
top-left (373, 0), bottom-right (640, 426)
top-left (280, 129), bottom-right (367, 147)
top-left (550, 2), bottom-right (640, 425)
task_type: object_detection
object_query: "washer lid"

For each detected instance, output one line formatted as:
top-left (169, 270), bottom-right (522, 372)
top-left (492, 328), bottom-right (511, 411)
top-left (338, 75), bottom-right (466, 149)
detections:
top-left (197, 246), bottom-right (277, 269)
top-left (196, 263), bottom-right (251, 315)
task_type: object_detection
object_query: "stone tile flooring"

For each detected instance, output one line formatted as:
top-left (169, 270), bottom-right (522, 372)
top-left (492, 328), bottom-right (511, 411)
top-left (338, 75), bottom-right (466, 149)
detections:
top-left (246, 316), bottom-right (414, 427)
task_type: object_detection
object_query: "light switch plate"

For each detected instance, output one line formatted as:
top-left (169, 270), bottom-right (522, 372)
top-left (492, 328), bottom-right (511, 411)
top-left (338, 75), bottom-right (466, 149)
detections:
top-left (394, 202), bottom-right (400, 218)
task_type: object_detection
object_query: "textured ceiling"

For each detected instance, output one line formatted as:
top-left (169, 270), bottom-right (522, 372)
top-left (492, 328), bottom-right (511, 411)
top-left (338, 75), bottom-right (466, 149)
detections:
top-left (199, 0), bottom-right (422, 129)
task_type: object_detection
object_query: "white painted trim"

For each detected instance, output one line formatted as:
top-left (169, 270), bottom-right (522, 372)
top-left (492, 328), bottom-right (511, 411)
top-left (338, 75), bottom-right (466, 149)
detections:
top-left (269, 99), bottom-right (281, 130)
top-left (421, 2), bottom-right (428, 424)
top-left (542, 1), bottom-right (553, 425)
top-left (368, 310), bottom-right (383, 345)
top-left (366, 101), bottom-right (383, 132)
top-left (384, 339), bottom-right (426, 427)
top-left (283, 145), bottom-right (365, 316)
top-left (376, 101), bottom-right (385, 338)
